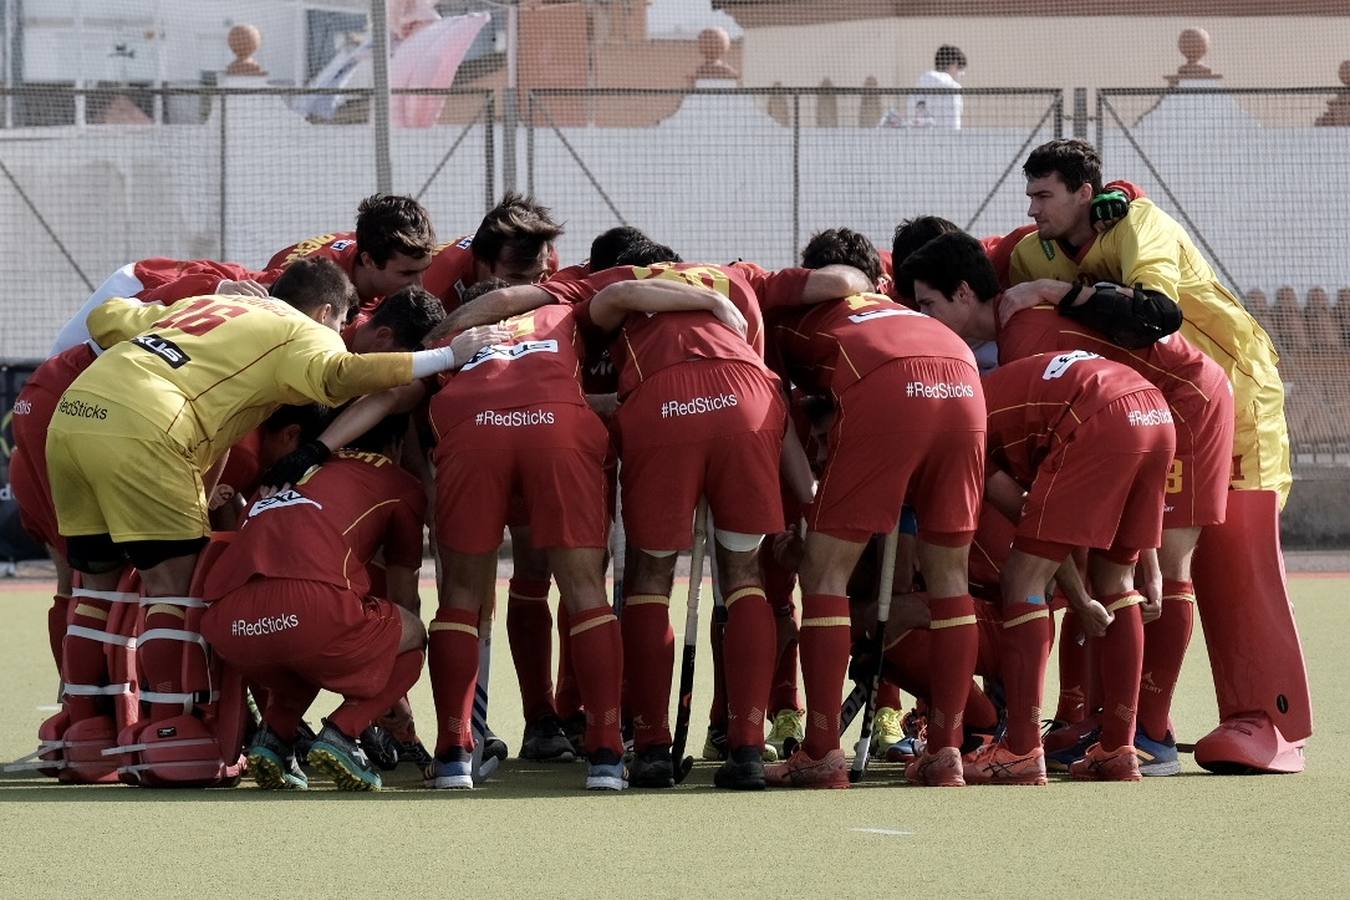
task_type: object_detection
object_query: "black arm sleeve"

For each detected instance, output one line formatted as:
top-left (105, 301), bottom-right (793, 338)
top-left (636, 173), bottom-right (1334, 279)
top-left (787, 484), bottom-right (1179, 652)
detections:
top-left (1058, 283), bottom-right (1183, 350)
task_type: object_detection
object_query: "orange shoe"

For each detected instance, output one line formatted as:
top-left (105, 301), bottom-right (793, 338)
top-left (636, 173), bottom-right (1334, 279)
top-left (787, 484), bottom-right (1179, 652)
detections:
top-left (962, 741), bottom-right (1048, 786)
top-left (764, 747), bottom-right (849, 789)
top-left (1070, 741), bottom-right (1142, 781)
top-left (905, 746), bottom-right (965, 787)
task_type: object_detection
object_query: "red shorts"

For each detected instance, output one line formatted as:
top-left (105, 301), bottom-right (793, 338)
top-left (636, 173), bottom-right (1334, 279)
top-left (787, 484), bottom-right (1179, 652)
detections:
top-left (968, 503), bottom-right (1016, 604)
top-left (201, 578), bottom-right (402, 699)
top-left (812, 358), bottom-right (985, 544)
top-left (1165, 376), bottom-right (1234, 529)
top-left (1016, 389), bottom-right (1176, 563)
top-left (615, 360), bottom-right (786, 551)
top-left (435, 402), bottom-right (610, 554)
top-left (10, 345), bottom-right (97, 552)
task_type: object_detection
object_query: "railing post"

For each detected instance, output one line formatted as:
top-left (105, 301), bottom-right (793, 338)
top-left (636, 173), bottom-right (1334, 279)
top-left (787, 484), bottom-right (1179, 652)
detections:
top-left (791, 91), bottom-right (800, 265)
top-left (1072, 87), bottom-right (1087, 138)
top-left (369, 0), bottom-right (394, 192)
top-left (485, 92), bottom-right (496, 211)
top-left (219, 92), bottom-right (227, 259)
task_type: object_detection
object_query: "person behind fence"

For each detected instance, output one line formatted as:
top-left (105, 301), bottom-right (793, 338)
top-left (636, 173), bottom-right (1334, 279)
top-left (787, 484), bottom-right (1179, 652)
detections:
top-left (880, 44), bottom-right (966, 129)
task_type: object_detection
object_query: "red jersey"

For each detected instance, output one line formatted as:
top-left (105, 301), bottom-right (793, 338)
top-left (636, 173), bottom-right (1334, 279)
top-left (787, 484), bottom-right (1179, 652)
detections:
top-left (983, 351), bottom-right (1162, 488)
top-left (540, 263), bottom-right (769, 398)
top-left (264, 232), bottom-right (360, 275)
top-left (428, 303), bottom-right (588, 432)
top-left (135, 259), bottom-right (274, 306)
top-left (983, 226), bottom-right (1037, 289)
top-left (767, 291), bottom-right (974, 395)
top-left (997, 301), bottom-right (1228, 425)
top-left (217, 428), bottom-right (264, 501)
top-left (202, 451), bottom-right (426, 600)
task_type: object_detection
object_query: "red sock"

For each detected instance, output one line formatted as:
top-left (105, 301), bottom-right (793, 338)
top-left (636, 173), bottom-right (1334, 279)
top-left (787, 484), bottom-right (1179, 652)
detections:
top-left (620, 594), bottom-right (673, 750)
top-left (63, 594), bottom-right (114, 720)
top-left (567, 606), bottom-right (623, 756)
top-left (1098, 592), bottom-right (1145, 751)
top-left (963, 682), bottom-right (1000, 732)
top-left (429, 608), bottom-right (479, 756)
top-left (260, 672), bottom-right (321, 742)
top-left (1055, 610), bottom-right (1090, 724)
top-left (707, 603), bottom-right (728, 730)
top-left (876, 680), bottom-right (903, 711)
top-left (506, 577), bottom-right (556, 724)
top-left (555, 602), bottom-right (581, 719)
top-left (1138, 580), bottom-right (1194, 740)
top-left (724, 587), bottom-right (775, 750)
top-left (768, 592), bottom-right (801, 713)
top-left (999, 600), bottom-right (1052, 754)
top-left (799, 594), bottom-right (851, 759)
top-left (48, 595), bottom-right (70, 676)
top-left (330, 650), bottom-right (425, 738)
top-left (927, 594), bottom-right (978, 750)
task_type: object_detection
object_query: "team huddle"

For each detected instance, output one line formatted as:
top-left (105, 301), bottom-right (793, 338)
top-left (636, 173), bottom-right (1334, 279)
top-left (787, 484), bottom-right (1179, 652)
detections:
top-left (8, 139), bottom-right (1313, 793)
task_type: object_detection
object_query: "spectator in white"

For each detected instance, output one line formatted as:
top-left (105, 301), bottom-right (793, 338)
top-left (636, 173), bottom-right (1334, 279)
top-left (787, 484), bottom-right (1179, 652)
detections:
top-left (908, 44), bottom-right (966, 129)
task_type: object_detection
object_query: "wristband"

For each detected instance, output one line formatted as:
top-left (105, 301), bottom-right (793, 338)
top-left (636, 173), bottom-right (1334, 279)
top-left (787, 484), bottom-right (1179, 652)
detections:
top-left (1057, 283), bottom-right (1085, 311)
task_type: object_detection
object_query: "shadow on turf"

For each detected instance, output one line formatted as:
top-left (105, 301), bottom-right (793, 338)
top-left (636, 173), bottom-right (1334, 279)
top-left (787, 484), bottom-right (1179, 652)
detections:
top-left (0, 759), bottom-right (934, 800)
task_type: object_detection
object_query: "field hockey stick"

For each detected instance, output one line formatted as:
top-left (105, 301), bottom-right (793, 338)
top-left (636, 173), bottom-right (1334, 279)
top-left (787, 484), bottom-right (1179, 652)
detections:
top-left (849, 526), bottom-right (899, 783)
top-left (706, 510), bottom-right (729, 733)
top-left (671, 498), bottom-right (709, 784)
top-left (611, 490), bottom-right (626, 618)
top-left (471, 634), bottom-right (497, 781)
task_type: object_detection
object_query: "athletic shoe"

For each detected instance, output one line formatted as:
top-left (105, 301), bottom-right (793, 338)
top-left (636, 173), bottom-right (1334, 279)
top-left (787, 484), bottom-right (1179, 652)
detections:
top-left (520, 714), bottom-right (576, 762)
top-left (308, 721), bottom-right (382, 791)
top-left (1071, 741), bottom-right (1142, 781)
top-left (962, 741), bottom-right (1047, 786)
top-left (886, 707), bottom-right (928, 762)
top-left (293, 719), bottom-right (318, 765)
top-left (561, 712), bottom-right (587, 757)
top-left (423, 747), bottom-right (473, 790)
top-left (246, 725), bottom-right (307, 791)
top-left (1133, 728), bottom-right (1181, 776)
top-left (482, 728), bottom-right (509, 766)
top-left (701, 723), bottom-right (728, 761)
top-left (714, 745), bottom-right (767, 790)
top-left (1044, 714), bottom-right (1101, 771)
top-left (360, 726), bottom-right (401, 771)
top-left (872, 707), bottom-right (905, 758)
top-left (904, 745), bottom-right (965, 787)
top-left (585, 749), bottom-right (626, 791)
top-left (397, 739), bottom-right (434, 769)
top-left (628, 745), bottom-right (675, 788)
top-left (764, 709), bottom-right (805, 762)
top-left (764, 747), bottom-right (849, 789)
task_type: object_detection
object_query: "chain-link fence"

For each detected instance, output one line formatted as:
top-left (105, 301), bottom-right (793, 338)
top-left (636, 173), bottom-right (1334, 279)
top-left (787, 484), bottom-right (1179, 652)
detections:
top-left (0, 85), bottom-right (495, 360)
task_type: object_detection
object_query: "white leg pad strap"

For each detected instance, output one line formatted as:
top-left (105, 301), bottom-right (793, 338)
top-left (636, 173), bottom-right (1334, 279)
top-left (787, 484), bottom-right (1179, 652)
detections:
top-left (71, 588), bottom-right (140, 604)
top-left (67, 625), bottom-right (136, 649)
top-left (139, 595), bottom-right (207, 609)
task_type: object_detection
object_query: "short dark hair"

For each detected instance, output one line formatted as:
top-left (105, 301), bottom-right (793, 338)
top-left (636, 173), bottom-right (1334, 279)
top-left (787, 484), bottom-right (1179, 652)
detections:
top-left (935, 45), bottom-right (966, 70)
top-left (800, 228), bottom-right (882, 284)
top-left (589, 226), bottom-right (650, 271)
top-left (472, 192), bottom-right (564, 268)
top-left (896, 232), bottom-right (1001, 303)
top-left (1024, 139), bottom-right (1104, 194)
top-left (367, 285), bottom-right (446, 349)
top-left (270, 257), bottom-right (357, 320)
top-left (261, 403), bottom-right (330, 442)
top-left (346, 413), bottom-right (410, 456)
top-left (459, 277), bottom-right (509, 306)
top-left (355, 194), bottom-right (436, 267)
top-left (891, 216), bottom-right (962, 268)
top-left (613, 239), bottom-right (681, 268)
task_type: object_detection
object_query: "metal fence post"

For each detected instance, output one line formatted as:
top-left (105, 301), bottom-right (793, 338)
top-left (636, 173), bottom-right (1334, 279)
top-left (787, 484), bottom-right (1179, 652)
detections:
top-left (1073, 87), bottom-right (1087, 138)
top-left (485, 92), bottom-right (496, 210)
top-left (791, 91), bottom-right (800, 264)
top-left (219, 91), bottom-right (227, 259)
top-left (369, 0), bottom-right (393, 192)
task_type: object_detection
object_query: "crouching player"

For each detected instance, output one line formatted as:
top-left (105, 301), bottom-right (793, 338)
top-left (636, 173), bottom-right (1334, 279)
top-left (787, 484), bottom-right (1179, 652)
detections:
top-left (199, 415), bottom-right (428, 791)
top-left (968, 352), bottom-right (1175, 783)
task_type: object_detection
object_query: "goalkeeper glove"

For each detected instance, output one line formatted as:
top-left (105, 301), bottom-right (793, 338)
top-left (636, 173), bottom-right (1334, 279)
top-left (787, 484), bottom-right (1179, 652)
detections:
top-left (259, 439), bottom-right (331, 490)
top-left (1089, 189), bottom-right (1130, 230)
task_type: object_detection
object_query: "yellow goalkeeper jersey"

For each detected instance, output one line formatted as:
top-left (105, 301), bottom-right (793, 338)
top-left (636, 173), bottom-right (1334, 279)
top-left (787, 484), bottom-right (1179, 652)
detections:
top-left (63, 293), bottom-right (413, 469)
top-left (1008, 198), bottom-right (1290, 500)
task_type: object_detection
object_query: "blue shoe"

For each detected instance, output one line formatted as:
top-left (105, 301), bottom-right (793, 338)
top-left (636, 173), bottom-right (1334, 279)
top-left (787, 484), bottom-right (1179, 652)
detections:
top-left (1134, 728), bottom-right (1181, 776)
top-left (585, 749), bottom-right (627, 791)
top-left (1043, 715), bottom-right (1101, 772)
top-left (307, 721), bottom-right (382, 791)
top-left (246, 725), bottom-right (307, 791)
top-left (423, 747), bottom-right (473, 790)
